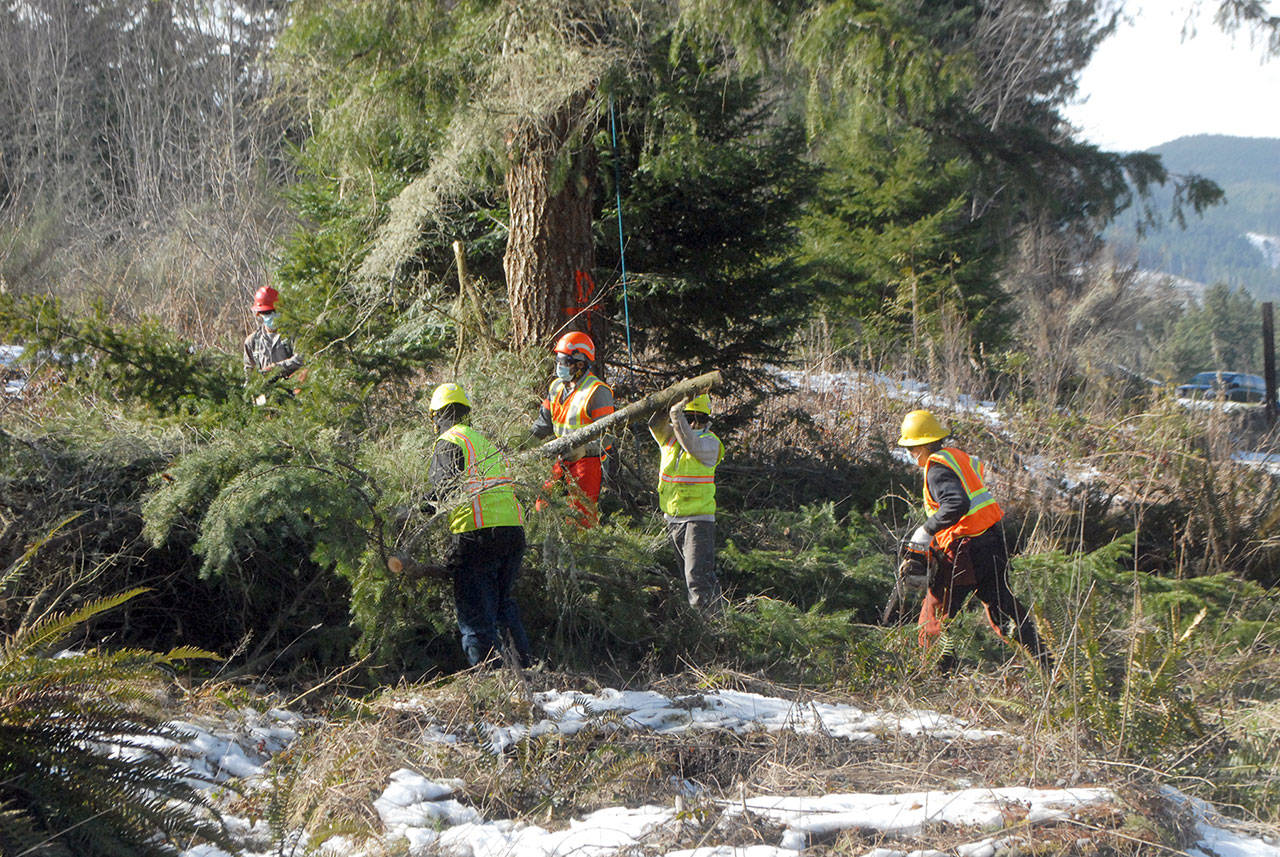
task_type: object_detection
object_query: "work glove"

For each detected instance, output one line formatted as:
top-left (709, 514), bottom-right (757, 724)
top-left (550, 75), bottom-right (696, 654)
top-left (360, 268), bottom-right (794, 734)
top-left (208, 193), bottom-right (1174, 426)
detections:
top-left (908, 524), bottom-right (933, 552)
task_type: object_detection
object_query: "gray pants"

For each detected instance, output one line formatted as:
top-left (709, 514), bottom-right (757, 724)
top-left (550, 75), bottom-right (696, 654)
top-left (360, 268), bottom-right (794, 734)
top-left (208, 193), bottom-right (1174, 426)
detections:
top-left (666, 519), bottom-right (722, 611)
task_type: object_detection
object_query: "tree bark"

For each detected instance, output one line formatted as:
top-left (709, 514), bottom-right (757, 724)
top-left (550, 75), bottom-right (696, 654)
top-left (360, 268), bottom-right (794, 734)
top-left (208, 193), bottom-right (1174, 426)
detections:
top-left (504, 97), bottom-right (599, 350)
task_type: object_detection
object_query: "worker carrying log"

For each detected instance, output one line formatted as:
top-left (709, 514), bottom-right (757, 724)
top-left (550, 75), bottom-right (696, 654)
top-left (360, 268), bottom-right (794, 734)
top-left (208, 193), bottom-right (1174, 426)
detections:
top-left (648, 393), bottom-right (725, 613)
top-left (530, 332), bottom-right (615, 527)
top-left (896, 409), bottom-right (1050, 671)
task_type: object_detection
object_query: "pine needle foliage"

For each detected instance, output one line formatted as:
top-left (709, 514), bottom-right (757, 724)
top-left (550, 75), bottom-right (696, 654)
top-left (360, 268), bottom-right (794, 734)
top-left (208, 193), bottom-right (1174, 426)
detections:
top-left (783, 0), bottom-right (1222, 349)
top-left (596, 35), bottom-right (815, 392)
top-left (719, 502), bottom-right (894, 620)
top-left (724, 596), bottom-right (859, 685)
top-left (0, 584), bottom-right (226, 857)
top-left (0, 294), bottom-right (243, 418)
top-left (522, 516), bottom-right (696, 673)
top-left (142, 421), bottom-right (371, 671)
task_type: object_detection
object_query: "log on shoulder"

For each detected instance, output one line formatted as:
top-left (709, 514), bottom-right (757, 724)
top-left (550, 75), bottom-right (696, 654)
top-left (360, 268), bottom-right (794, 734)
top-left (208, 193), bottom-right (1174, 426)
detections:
top-left (534, 370), bottom-right (722, 461)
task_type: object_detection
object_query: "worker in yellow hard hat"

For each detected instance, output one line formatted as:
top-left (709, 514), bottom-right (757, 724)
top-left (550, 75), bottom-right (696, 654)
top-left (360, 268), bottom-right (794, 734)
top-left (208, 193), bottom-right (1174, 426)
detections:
top-left (425, 382), bottom-right (532, 668)
top-left (648, 392), bottom-right (725, 612)
top-left (896, 409), bottom-right (1049, 670)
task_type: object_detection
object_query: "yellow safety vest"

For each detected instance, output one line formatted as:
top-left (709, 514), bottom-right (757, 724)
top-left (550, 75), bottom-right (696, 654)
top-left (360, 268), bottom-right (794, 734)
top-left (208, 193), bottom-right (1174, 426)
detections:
top-left (438, 425), bottom-right (523, 534)
top-left (657, 430), bottom-right (723, 517)
top-left (923, 447), bottom-right (1003, 551)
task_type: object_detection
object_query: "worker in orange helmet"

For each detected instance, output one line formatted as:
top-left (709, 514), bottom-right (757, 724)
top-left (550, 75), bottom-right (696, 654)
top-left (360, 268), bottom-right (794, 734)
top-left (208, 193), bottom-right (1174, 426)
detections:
top-left (243, 285), bottom-right (304, 382)
top-left (530, 331), bottom-right (615, 527)
top-left (897, 409), bottom-right (1050, 670)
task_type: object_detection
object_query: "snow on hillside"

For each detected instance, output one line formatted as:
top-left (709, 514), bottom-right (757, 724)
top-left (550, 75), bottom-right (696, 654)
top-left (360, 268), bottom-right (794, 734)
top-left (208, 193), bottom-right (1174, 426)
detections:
top-left (169, 688), bottom-right (1280, 857)
top-left (780, 366), bottom-right (1280, 486)
top-left (1247, 232), bottom-right (1280, 269)
top-left (775, 368), bottom-right (1002, 424)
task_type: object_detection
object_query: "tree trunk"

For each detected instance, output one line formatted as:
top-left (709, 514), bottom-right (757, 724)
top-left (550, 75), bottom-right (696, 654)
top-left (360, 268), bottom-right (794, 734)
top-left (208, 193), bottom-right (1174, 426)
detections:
top-left (504, 99), bottom-right (599, 351)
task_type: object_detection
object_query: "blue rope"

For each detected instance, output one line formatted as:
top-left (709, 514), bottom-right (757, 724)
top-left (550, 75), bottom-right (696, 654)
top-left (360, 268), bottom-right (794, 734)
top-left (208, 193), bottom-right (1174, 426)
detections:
top-left (608, 96), bottom-right (633, 364)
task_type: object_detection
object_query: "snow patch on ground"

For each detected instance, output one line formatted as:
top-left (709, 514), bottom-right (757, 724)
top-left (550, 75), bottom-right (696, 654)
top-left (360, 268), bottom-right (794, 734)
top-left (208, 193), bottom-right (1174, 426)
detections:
top-left (387, 687), bottom-right (1009, 751)
top-left (0, 344), bottom-right (25, 396)
top-left (727, 786), bottom-right (1114, 850)
top-left (783, 366), bottom-right (1280, 491)
top-left (1232, 451), bottom-right (1280, 476)
top-left (169, 692), bottom-right (1280, 857)
top-left (1165, 787), bottom-right (1280, 857)
top-left (116, 706), bottom-right (300, 787)
top-left (1177, 396), bottom-right (1266, 414)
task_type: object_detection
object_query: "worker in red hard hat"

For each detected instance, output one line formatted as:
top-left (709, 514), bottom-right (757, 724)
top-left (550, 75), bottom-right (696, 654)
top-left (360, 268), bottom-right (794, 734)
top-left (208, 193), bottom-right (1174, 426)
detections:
top-left (530, 331), bottom-right (614, 527)
top-left (243, 285), bottom-right (304, 383)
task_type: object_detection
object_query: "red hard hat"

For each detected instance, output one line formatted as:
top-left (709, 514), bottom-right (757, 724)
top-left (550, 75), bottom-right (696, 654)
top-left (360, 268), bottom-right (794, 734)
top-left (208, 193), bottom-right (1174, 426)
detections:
top-left (553, 331), bottom-right (595, 362)
top-left (253, 286), bottom-right (279, 313)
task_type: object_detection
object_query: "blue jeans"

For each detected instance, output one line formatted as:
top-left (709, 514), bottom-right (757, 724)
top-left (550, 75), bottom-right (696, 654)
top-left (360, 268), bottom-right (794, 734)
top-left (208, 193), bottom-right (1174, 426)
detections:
top-left (449, 526), bottom-right (531, 666)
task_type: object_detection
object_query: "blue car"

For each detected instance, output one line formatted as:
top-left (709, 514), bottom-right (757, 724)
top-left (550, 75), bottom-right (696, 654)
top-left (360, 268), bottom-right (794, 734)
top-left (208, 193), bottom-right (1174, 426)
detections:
top-left (1176, 371), bottom-right (1271, 403)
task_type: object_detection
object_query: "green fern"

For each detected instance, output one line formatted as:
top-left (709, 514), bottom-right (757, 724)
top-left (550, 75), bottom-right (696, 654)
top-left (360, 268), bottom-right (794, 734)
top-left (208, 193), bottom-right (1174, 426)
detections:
top-left (0, 587), bottom-right (227, 857)
top-left (1064, 586), bottom-right (1207, 761)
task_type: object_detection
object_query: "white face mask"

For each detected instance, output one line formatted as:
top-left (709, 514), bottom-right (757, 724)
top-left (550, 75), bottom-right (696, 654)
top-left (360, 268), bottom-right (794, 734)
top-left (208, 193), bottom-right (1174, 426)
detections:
top-left (555, 364), bottom-right (574, 382)
top-left (261, 312), bottom-right (278, 331)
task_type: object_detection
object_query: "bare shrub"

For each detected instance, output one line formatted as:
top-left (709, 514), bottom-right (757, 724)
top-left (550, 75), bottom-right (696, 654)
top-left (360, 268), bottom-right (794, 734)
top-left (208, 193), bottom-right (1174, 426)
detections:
top-left (0, 0), bottom-right (293, 347)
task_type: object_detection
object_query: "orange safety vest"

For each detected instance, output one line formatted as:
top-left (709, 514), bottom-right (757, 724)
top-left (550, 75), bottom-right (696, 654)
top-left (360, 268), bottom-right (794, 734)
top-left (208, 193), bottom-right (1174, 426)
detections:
top-left (923, 447), bottom-right (1003, 551)
top-left (547, 373), bottom-right (612, 441)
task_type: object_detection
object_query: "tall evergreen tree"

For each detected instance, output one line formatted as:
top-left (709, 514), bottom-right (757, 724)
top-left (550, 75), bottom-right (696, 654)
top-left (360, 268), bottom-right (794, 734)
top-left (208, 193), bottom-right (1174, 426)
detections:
top-left (782, 0), bottom-right (1221, 349)
top-left (1154, 283), bottom-right (1262, 381)
top-left (273, 0), bottom-right (816, 380)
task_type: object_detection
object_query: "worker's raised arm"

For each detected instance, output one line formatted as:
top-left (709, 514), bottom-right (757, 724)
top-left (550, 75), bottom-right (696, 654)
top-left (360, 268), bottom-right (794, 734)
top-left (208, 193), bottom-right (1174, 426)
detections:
top-left (669, 403), bottom-right (721, 468)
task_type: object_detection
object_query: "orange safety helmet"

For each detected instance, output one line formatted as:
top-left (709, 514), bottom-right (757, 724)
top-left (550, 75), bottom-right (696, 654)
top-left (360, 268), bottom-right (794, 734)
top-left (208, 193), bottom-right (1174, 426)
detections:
top-left (553, 331), bottom-right (595, 362)
top-left (253, 286), bottom-right (279, 313)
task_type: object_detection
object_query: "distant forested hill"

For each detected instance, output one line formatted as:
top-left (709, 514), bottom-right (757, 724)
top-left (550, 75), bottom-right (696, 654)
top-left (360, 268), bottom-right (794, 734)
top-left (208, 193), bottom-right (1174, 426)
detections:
top-left (1105, 135), bottom-right (1280, 299)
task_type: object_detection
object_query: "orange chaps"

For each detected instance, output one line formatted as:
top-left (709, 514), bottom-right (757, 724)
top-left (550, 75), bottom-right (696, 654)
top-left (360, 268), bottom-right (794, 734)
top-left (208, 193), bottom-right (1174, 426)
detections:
top-left (536, 456), bottom-right (602, 528)
top-left (916, 524), bottom-right (1046, 663)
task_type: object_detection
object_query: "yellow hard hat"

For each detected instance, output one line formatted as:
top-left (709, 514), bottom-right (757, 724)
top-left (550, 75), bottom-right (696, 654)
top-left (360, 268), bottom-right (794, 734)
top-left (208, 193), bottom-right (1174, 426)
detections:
top-left (429, 382), bottom-right (471, 412)
top-left (897, 409), bottom-right (948, 446)
top-left (684, 393), bottom-right (712, 415)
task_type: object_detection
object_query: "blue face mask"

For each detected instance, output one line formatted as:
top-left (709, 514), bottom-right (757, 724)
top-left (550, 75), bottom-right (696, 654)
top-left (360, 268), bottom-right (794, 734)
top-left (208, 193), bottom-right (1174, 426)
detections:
top-left (261, 312), bottom-right (278, 331)
top-left (555, 363), bottom-right (573, 382)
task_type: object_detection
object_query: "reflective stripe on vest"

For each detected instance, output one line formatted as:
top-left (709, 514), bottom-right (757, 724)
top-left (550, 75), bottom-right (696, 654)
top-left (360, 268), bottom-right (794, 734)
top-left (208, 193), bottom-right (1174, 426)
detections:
top-left (439, 425), bottom-right (523, 534)
top-left (657, 431), bottom-right (723, 517)
top-left (548, 374), bottom-right (610, 438)
top-left (923, 447), bottom-right (1003, 551)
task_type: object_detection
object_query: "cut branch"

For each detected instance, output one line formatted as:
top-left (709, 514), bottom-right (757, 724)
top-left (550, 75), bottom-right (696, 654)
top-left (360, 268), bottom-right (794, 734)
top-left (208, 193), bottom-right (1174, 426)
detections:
top-left (532, 371), bottom-right (722, 461)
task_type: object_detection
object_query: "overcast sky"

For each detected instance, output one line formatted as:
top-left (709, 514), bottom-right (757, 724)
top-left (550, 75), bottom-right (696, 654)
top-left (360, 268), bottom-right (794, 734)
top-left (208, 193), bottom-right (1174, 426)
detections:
top-left (1063, 3), bottom-right (1280, 152)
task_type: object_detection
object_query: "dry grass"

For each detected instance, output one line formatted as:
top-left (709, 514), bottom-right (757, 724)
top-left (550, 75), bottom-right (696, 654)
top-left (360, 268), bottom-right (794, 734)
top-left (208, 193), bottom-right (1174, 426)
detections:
top-left (263, 664), bottom-right (1226, 853)
top-left (767, 344), bottom-right (1280, 585)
